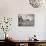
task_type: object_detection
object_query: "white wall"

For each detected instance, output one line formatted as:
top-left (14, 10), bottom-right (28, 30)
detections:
top-left (0, 0), bottom-right (46, 40)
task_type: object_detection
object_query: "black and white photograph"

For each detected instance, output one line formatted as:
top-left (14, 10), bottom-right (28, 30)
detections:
top-left (18, 14), bottom-right (35, 26)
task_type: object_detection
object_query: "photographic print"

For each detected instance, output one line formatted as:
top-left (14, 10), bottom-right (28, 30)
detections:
top-left (18, 14), bottom-right (35, 26)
